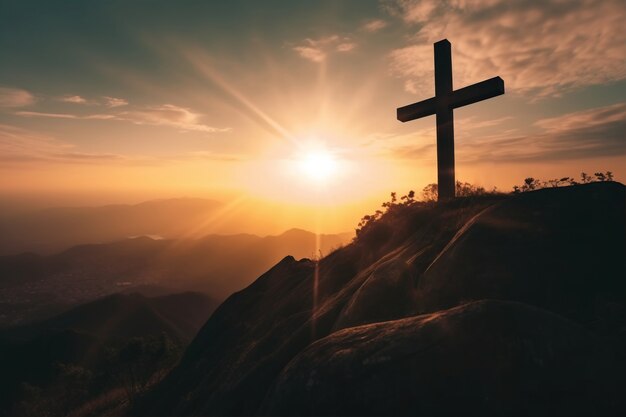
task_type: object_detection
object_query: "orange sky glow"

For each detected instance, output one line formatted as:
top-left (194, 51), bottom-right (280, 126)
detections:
top-left (1, 1), bottom-right (624, 234)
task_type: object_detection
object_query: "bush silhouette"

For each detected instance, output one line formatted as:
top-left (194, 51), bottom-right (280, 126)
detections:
top-left (512, 171), bottom-right (615, 193)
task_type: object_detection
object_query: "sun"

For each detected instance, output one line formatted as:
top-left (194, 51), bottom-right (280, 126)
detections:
top-left (298, 150), bottom-right (338, 183)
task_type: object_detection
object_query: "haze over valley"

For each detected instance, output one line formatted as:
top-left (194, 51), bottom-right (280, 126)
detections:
top-left (0, 199), bottom-right (351, 327)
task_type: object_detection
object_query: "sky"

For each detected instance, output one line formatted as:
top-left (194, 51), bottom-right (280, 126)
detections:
top-left (1, 0), bottom-right (625, 233)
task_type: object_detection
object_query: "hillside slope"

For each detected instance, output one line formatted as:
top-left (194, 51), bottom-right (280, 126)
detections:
top-left (138, 182), bottom-right (626, 416)
top-left (0, 291), bottom-right (218, 416)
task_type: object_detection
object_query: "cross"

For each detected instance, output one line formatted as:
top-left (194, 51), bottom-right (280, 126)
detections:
top-left (397, 39), bottom-right (505, 200)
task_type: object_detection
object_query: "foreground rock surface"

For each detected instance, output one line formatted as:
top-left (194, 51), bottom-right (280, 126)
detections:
top-left (137, 183), bottom-right (626, 416)
top-left (263, 300), bottom-right (603, 416)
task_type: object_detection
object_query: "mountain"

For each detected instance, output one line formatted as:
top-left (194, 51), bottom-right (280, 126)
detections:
top-left (1, 291), bottom-right (217, 344)
top-left (137, 182), bottom-right (626, 416)
top-left (0, 198), bottom-right (222, 255)
top-left (0, 291), bottom-right (218, 416)
top-left (0, 229), bottom-right (352, 327)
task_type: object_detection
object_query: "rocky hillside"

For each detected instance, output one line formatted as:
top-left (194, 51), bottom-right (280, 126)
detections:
top-left (138, 182), bottom-right (626, 416)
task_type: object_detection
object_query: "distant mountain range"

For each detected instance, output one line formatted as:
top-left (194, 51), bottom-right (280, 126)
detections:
top-left (0, 198), bottom-right (223, 255)
top-left (0, 228), bottom-right (352, 327)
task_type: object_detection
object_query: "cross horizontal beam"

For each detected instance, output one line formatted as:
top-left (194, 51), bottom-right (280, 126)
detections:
top-left (450, 76), bottom-right (504, 109)
top-left (396, 76), bottom-right (505, 122)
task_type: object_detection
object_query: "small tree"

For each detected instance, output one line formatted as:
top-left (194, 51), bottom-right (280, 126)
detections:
top-left (512, 170), bottom-right (616, 193)
top-left (400, 190), bottom-right (416, 204)
top-left (422, 183), bottom-right (438, 202)
top-left (594, 171), bottom-right (614, 182)
top-left (456, 181), bottom-right (486, 197)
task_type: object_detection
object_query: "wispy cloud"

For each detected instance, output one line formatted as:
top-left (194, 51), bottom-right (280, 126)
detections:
top-left (293, 45), bottom-right (326, 63)
top-left (103, 96), bottom-right (128, 107)
top-left (0, 123), bottom-right (154, 165)
top-left (390, 103), bottom-right (626, 162)
top-left (0, 122), bottom-right (243, 166)
top-left (0, 123), bottom-right (70, 156)
top-left (58, 94), bottom-right (128, 107)
top-left (387, 0), bottom-right (626, 97)
top-left (535, 103), bottom-right (626, 132)
top-left (0, 87), bottom-right (35, 107)
top-left (15, 104), bottom-right (230, 133)
top-left (361, 19), bottom-right (388, 33)
top-left (15, 111), bottom-right (115, 120)
top-left (0, 123), bottom-right (97, 164)
top-left (292, 35), bottom-right (356, 63)
top-left (336, 42), bottom-right (357, 52)
top-left (118, 104), bottom-right (230, 133)
top-left (59, 95), bottom-right (88, 104)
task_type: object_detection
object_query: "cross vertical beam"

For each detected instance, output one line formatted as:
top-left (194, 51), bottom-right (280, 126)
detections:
top-left (434, 40), bottom-right (455, 200)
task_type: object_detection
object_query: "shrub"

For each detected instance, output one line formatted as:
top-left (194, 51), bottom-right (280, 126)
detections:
top-left (512, 171), bottom-right (615, 193)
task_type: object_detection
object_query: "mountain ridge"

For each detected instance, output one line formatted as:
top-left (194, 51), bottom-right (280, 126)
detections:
top-left (0, 198), bottom-right (223, 255)
top-left (0, 229), bottom-right (352, 327)
top-left (137, 182), bottom-right (626, 416)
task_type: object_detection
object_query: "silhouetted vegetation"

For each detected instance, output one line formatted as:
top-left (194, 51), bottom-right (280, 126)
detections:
top-left (357, 171), bottom-right (617, 242)
top-left (354, 170), bottom-right (618, 248)
top-left (421, 181), bottom-right (494, 202)
top-left (512, 171), bottom-right (614, 193)
top-left (355, 181), bottom-right (504, 249)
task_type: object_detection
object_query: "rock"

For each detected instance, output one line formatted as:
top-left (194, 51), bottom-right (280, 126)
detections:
top-left (416, 182), bottom-right (626, 326)
top-left (263, 300), bottom-right (600, 416)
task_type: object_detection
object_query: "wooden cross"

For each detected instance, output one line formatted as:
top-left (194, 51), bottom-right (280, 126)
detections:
top-left (397, 39), bottom-right (505, 200)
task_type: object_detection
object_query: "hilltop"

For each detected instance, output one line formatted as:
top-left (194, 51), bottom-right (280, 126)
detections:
top-left (137, 182), bottom-right (626, 416)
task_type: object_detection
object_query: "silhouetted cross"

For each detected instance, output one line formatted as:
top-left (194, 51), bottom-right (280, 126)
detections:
top-left (397, 39), bottom-right (505, 200)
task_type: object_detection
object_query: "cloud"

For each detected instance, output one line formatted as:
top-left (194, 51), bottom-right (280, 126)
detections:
top-left (362, 19), bottom-right (388, 32)
top-left (15, 111), bottom-right (115, 120)
top-left (535, 103), bottom-right (626, 132)
top-left (60, 95), bottom-right (88, 104)
top-left (103, 96), bottom-right (128, 107)
top-left (0, 87), bottom-right (35, 107)
top-left (15, 104), bottom-right (229, 133)
top-left (293, 45), bottom-right (326, 63)
top-left (52, 152), bottom-right (128, 162)
top-left (118, 104), bottom-right (230, 133)
top-left (292, 35), bottom-right (356, 63)
top-left (58, 95), bottom-right (128, 107)
top-left (336, 42), bottom-right (357, 52)
top-left (0, 123), bottom-right (70, 155)
top-left (390, 103), bottom-right (626, 162)
top-left (0, 124), bottom-right (97, 163)
top-left (0, 123), bottom-right (153, 165)
top-left (16, 111), bottom-right (79, 119)
top-left (387, 0), bottom-right (626, 97)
